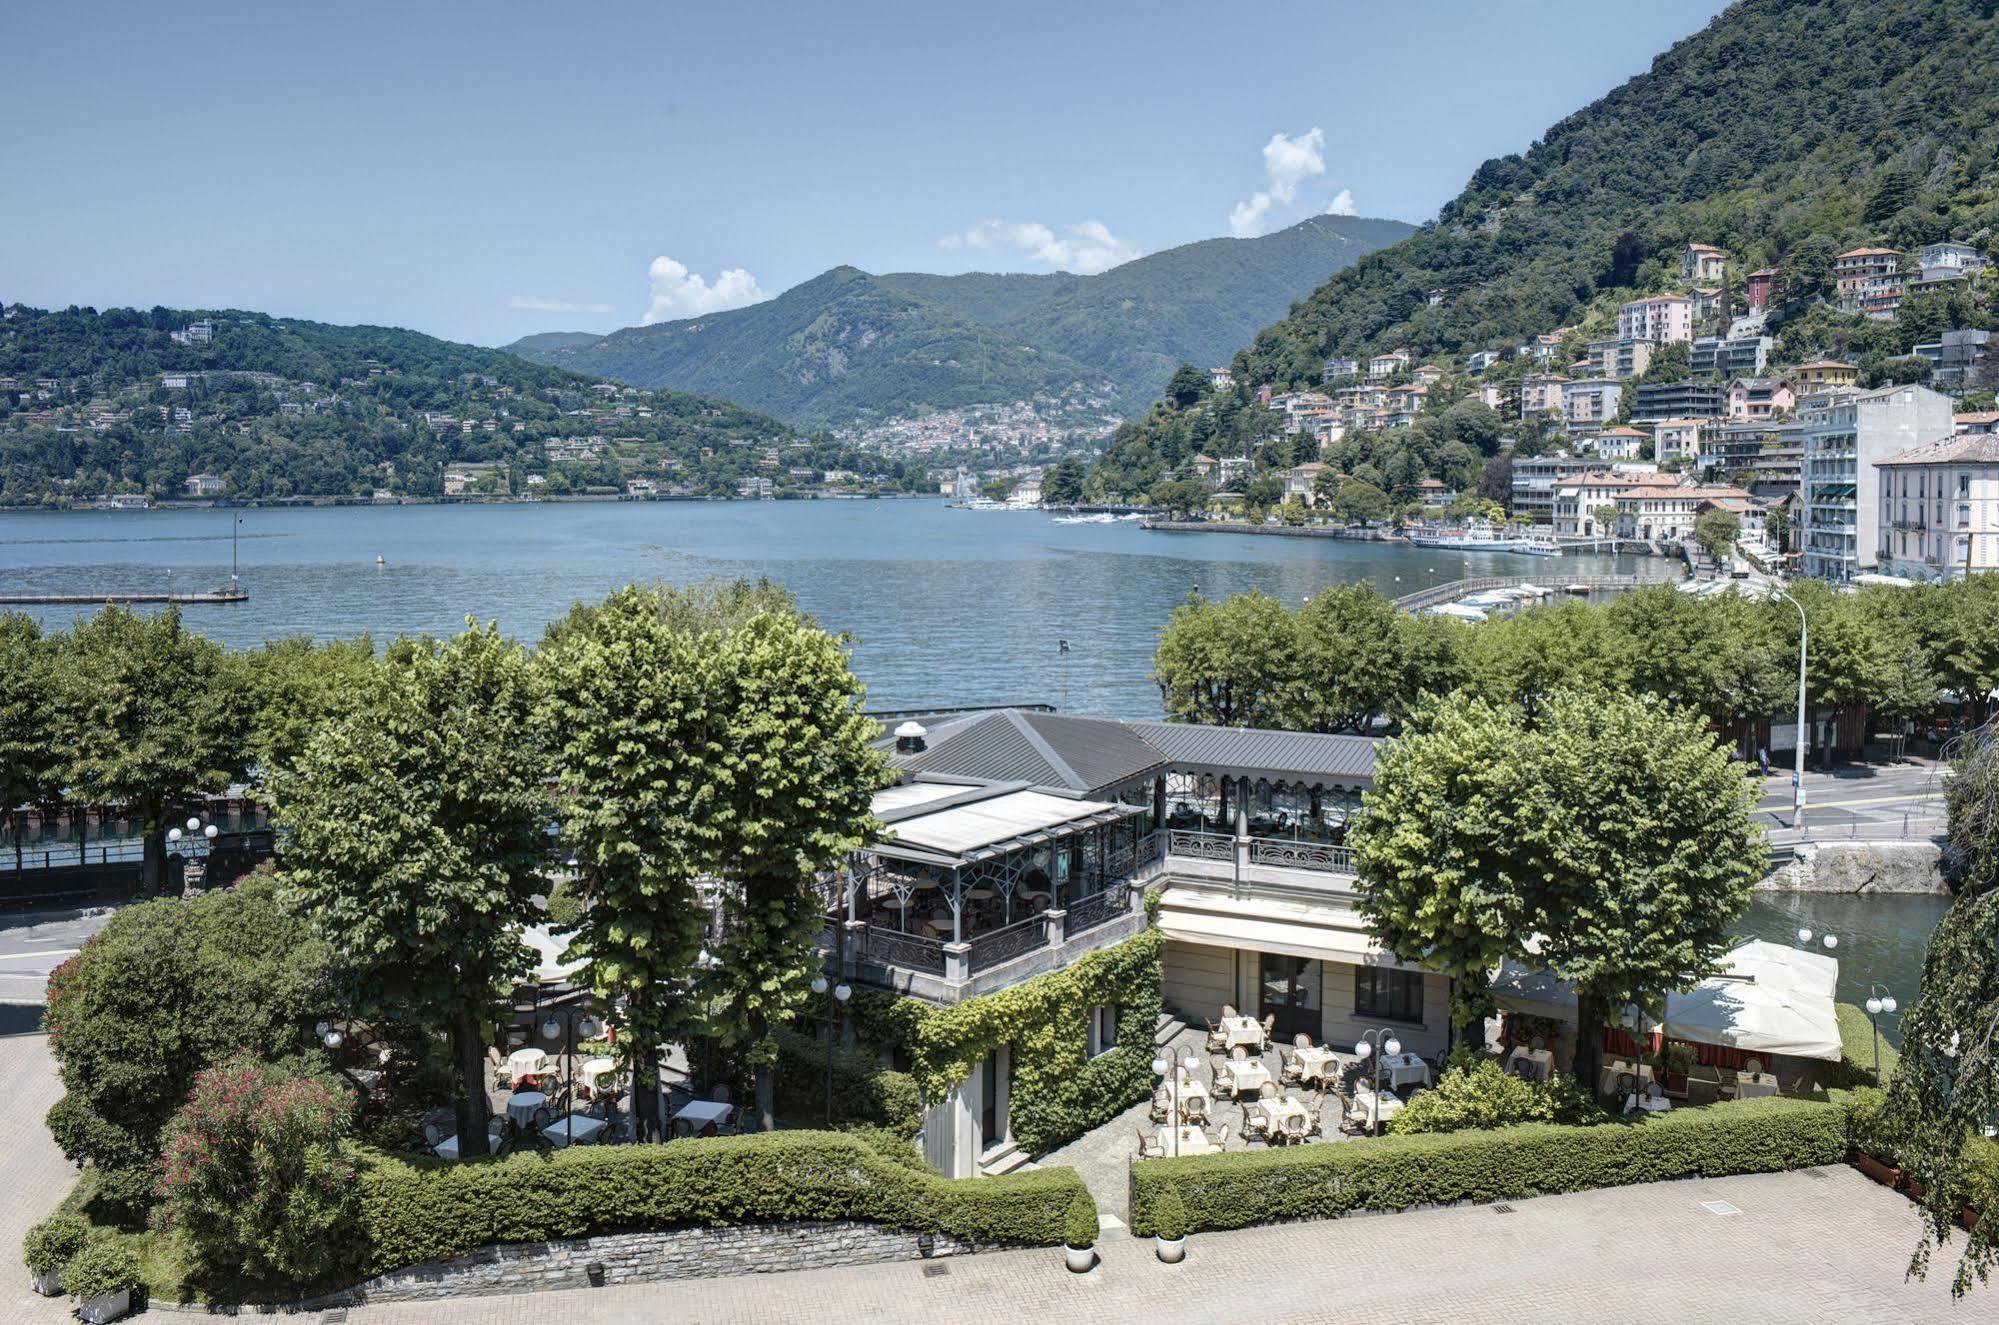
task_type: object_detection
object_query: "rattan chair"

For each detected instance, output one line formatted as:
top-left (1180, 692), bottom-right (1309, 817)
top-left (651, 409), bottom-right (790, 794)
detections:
top-left (1149, 1085), bottom-right (1172, 1123)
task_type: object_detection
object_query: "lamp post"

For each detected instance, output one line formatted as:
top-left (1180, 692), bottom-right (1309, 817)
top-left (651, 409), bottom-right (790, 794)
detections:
top-left (1772, 589), bottom-right (1808, 831)
top-left (1863, 985), bottom-right (1899, 1082)
top-left (1619, 1002), bottom-right (1646, 1110)
top-left (165, 815), bottom-right (220, 894)
top-left (1353, 1029), bottom-right (1402, 1134)
top-left (1149, 1052), bottom-right (1202, 1155)
top-left (540, 1006), bottom-right (605, 1137)
top-left (1795, 927), bottom-right (1838, 953)
top-left (809, 975), bottom-right (852, 1126)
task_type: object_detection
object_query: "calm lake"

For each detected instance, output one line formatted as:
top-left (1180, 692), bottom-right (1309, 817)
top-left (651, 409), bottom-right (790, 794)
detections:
top-left (1, 499), bottom-right (1948, 1025)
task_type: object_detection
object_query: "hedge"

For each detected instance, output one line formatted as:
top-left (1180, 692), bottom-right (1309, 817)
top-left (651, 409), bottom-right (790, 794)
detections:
top-left (1128, 1096), bottom-right (1847, 1235)
top-left (772, 1028), bottom-right (922, 1135)
top-left (355, 1129), bottom-right (1087, 1276)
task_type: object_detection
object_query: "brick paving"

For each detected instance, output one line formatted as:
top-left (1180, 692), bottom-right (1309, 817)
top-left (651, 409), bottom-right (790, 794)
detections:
top-left (0, 1013), bottom-right (1984, 1322)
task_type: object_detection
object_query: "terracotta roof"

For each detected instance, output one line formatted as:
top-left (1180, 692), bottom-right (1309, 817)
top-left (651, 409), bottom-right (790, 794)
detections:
top-left (1876, 434), bottom-right (1999, 467)
top-left (1954, 412), bottom-right (1999, 425)
top-left (1837, 247), bottom-right (1900, 259)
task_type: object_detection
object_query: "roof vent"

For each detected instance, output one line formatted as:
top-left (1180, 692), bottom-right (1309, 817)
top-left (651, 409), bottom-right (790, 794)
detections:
top-left (893, 721), bottom-right (928, 754)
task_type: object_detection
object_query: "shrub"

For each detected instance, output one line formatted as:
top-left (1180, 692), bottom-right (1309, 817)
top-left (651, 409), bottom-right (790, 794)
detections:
top-left (1151, 1184), bottom-right (1187, 1241)
top-left (772, 1027), bottom-right (922, 1135)
top-left (43, 876), bottom-right (332, 1218)
top-left (1392, 1056), bottom-right (1600, 1134)
top-left (1835, 1001), bottom-right (1900, 1086)
top-left (543, 878), bottom-right (584, 931)
top-left (154, 1055), bottom-right (360, 1288)
top-left (1130, 1096), bottom-right (1846, 1234)
top-left (61, 1239), bottom-right (141, 1301)
top-left (1063, 1192), bottom-right (1098, 1249)
top-left (356, 1130), bottom-right (1087, 1276)
top-left (22, 1212), bottom-right (90, 1276)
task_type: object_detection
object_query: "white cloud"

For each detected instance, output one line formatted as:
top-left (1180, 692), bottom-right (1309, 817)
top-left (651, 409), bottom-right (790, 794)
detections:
top-left (508, 296), bottom-right (615, 314)
top-left (642, 256), bottom-right (769, 324)
top-left (1325, 188), bottom-right (1357, 217)
top-left (1230, 127), bottom-right (1340, 237)
top-left (938, 218), bottom-right (1140, 275)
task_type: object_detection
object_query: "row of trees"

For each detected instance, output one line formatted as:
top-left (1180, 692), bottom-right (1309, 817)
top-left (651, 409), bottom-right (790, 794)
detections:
top-left (1153, 576), bottom-right (1999, 743)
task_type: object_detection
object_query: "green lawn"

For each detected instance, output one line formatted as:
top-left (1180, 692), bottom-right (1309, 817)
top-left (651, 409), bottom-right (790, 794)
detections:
top-left (1836, 1001), bottom-right (1899, 1085)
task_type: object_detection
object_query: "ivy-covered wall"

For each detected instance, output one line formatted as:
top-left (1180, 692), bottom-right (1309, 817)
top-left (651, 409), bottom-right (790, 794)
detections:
top-left (848, 929), bottom-right (1163, 1156)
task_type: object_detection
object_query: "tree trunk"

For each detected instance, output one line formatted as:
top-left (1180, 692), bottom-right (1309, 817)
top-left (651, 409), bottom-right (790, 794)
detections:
top-left (452, 1012), bottom-right (492, 1157)
top-left (141, 818), bottom-right (165, 896)
top-left (1573, 992), bottom-right (1606, 1098)
top-left (632, 1041), bottom-right (662, 1143)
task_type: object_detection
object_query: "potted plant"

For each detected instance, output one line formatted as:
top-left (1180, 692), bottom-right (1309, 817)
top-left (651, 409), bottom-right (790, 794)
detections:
top-left (1659, 1043), bottom-right (1696, 1094)
top-left (22, 1212), bottom-right (88, 1296)
top-left (1152, 1183), bottom-right (1188, 1264)
top-left (63, 1239), bottom-right (141, 1324)
top-left (1063, 1191), bottom-right (1098, 1273)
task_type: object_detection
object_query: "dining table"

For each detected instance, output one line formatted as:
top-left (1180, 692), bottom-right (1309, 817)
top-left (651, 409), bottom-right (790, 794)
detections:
top-left (581, 1056), bottom-right (618, 1093)
top-left (1219, 1015), bottom-right (1264, 1049)
top-left (507, 1047), bottom-right (550, 1082)
top-left (1290, 1044), bottom-right (1340, 1085)
top-left (1220, 1058), bottom-right (1273, 1096)
top-left (1257, 1094), bottom-right (1313, 1139)
top-left (1732, 1072), bottom-right (1780, 1100)
top-left (542, 1112), bottom-right (610, 1148)
top-left (671, 1099), bottom-right (734, 1137)
top-left (1505, 1046), bottom-right (1555, 1081)
top-left (1174, 1073), bottom-right (1212, 1114)
top-left (505, 1090), bottom-right (548, 1128)
top-left (1346, 1089), bottom-right (1404, 1130)
top-left (1164, 1124), bottom-right (1215, 1156)
top-left (1375, 1052), bottom-right (1431, 1090)
top-left (1600, 1059), bottom-right (1655, 1098)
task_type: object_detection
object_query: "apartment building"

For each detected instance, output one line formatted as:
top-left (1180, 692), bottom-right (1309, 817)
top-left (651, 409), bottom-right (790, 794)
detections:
top-left (1800, 384), bottom-right (1954, 582)
top-left (1876, 434), bottom-right (1999, 580)
top-left (1690, 334), bottom-right (1771, 378)
top-left (1632, 380), bottom-right (1726, 423)
top-left (1586, 337), bottom-right (1656, 380)
top-left (1616, 294), bottom-right (1695, 343)
top-left (1834, 248), bottom-right (1904, 319)
top-left (1561, 380), bottom-right (1624, 434)
top-left (1510, 456), bottom-right (1656, 525)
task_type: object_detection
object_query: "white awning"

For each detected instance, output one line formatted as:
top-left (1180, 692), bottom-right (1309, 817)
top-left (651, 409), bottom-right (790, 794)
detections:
top-left (1157, 884), bottom-right (1412, 968)
top-left (526, 925), bottom-right (583, 982)
top-left (879, 789), bottom-right (1135, 861)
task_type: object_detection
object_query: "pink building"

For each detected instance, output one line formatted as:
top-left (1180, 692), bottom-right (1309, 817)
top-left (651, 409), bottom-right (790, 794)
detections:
top-left (1617, 294), bottom-right (1695, 344)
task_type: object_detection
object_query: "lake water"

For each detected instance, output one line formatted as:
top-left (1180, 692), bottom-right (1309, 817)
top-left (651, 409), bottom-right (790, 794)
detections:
top-left (0, 499), bottom-right (1651, 718)
top-left (1737, 891), bottom-right (1950, 1048)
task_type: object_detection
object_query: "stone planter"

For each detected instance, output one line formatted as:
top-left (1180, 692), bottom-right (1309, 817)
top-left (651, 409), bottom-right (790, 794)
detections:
top-left (29, 1268), bottom-right (62, 1297)
top-left (77, 1287), bottom-right (131, 1323)
top-left (1064, 1243), bottom-right (1095, 1274)
top-left (1155, 1234), bottom-right (1186, 1264)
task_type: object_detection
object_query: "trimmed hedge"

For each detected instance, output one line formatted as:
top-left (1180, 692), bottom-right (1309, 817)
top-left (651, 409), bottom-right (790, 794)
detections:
top-left (772, 1028), bottom-right (922, 1135)
top-left (356, 1130), bottom-right (1087, 1276)
top-left (1129, 1096), bottom-right (1846, 1235)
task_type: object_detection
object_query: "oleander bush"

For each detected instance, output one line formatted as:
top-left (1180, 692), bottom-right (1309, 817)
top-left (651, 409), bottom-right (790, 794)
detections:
top-left (22, 1211), bottom-right (90, 1276)
top-left (1391, 1057), bottom-right (1601, 1134)
top-left (1129, 1096), bottom-right (1847, 1235)
top-left (355, 1129), bottom-right (1088, 1276)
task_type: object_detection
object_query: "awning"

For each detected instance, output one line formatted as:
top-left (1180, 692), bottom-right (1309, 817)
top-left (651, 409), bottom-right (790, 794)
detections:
top-left (876, 789), bottom-right (1143, 864)
top-left (1157, 884), bottom-right (1412, 968)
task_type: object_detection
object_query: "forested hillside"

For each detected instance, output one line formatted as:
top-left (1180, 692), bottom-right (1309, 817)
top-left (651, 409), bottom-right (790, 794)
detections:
top-left (511, 216), bottom-right (1411, 429)
top-left (0, 305), bottom-right (925, 504)
top-left (1238, 0), bottom-right (1999, 385)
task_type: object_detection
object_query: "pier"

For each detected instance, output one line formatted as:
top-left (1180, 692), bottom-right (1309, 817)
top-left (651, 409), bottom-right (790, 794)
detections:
top-left (0, 589), bottom-right (248, 606)
top-left (1392, 573), bottom-right (1679, 614)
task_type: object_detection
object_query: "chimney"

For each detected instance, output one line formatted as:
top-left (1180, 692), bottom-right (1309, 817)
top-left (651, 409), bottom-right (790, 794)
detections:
top-left (894, 721), bottom-right (928, 755)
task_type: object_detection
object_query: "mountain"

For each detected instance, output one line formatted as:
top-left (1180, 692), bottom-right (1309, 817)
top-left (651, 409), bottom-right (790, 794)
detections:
top-left (508, 215), bottom-right (1412, 430)
top-left (506, 330), bottom-right (603, 357)
top-left (509, 266), bottom-right (1112, 431)
top-left (0, 305), bottom-right (925, 504)
top-left (1233, 0), bottom-right (1999, 387)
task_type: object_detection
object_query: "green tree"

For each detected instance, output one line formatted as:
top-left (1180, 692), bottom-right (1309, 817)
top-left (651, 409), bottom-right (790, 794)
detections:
top-left (1153, 590), bottom-right (1297, 727)
top-left (42, 875), bottom-right (332, 1218)
top-left (56, 606), bottom-right (248, 893)
top-left (1640, 340), bottom-right (1692, 383)
top-left (1392, 1055), bottom-right (1598, 1133)
top-left (273, 623), bottom-right (548, 1157)
top-left (1693, 506), bottom-right (1741, 562)
top-left (1332, 477), bottom-right (1391, 527)
top-left (1147, 478), bottom-right (1212, 519)
top-left (1244, 473), bottom-right (1284, 513)
top-left (1353, 690), bottom-right (1763, 1090)
top-left (1764, 504), bottom-right (1791, 553)
top-left (240, 635), bottom-right (379, 784)
top-left (1041, 456), bottom-right (1087, 507)
top-left (1462, 602), bottom-right (1626, 719)
top-left (1291, 583), bottom-right (1403, 733)
top-left (1781, 235), bottom-right (1838, 310)
top-left (1866, 165), bottom-right (1919, 225)
top-left (683, 589), bottom-right (888, 1129)
top-left (0, 614), bottom-right (62, 871)
top-left (1164, 364), bottom-right (1210, 409)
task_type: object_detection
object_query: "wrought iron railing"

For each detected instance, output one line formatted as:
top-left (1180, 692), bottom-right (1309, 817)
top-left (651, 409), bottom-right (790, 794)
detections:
top-left (862, 925), bottom-right (947, 976)
top-left (1167, 830), bottom-right (1234, 863)
top-left (1134, 829), bottom-right (1164, 868)
top-left (1249, 838), bottom-right (1356, 875)
top-left (1064, 883), bottom-right (1129, 938)
top-left (967, 913), bottom-right (1049, 972)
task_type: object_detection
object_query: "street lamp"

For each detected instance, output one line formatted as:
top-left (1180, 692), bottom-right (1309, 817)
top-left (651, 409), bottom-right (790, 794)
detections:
top-left (1796, 927), bottom-right (1838, 952)
top-left (1772, 589), bottom-right (1808, 831)
top-left (1354, 1029), bottom-right (1402, 1134)
top-left (165, 816), bottom-right (221, 894)
top-left (1149, 1052), bottom-right (1203, 1155)
top-left (540, 1006), bottom-right (605, 1138)
top-left (809, 975), bottom-right (852, 1126)
top-left (1863, 985), bottom-right (1899, 1081)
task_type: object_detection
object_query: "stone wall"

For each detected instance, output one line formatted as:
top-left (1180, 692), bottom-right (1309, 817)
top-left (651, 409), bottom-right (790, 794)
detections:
top-left (1756, 841), bottom-right (1948, 895)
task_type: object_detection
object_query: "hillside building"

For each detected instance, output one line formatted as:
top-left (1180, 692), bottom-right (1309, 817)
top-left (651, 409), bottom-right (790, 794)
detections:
top-left (1876, 433), bottom-right (1999, 579)
top-left (1801, 384), bottom-right (1954, 583)
top-left (1616, 294), bottom-right (1695, 344)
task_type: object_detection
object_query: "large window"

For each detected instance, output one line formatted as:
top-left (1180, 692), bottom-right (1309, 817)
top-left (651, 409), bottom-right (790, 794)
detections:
top-left (1355, 967), bottom-right (1424, 1024)
top-left (1086, 1004), bottom-right (1118, 1059)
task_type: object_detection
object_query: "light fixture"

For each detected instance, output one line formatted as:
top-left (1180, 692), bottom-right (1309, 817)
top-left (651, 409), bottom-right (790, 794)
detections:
top-left (1385, 1037), bottom-right (1401, 1057)
top-left (203, 824), bottom-right (218, 840)
top-left (1823, 935), bottom-right (1838, 950)
top-left (315, 1021), bottom-right (330, 1038)
top-left (187, 817), bottom-right (201, 832)
top-left (542, 1016), bottom-right (562, 1041)
top-left (1882, 996), bottom-right (1897, 1014)
top-left (1946, 1031), bottom-right (1962, 1059)
top-left (1181, 1054), bottom-right (1200, 1074)
top-left (1151, 1057), bottom-right (1169, 1077)
top-left (323, 1028), bottom-right (343, 1049)
top-left (579, 1016), bottom-right (601, 1040)
top-left (810, 975), bottom-right (829, 996)
top-left (1866, 997), bottom-right (1884, 1016)
top-left (167, 828), bottom-right (183, 843)
top-left (834, 983), bottom-right (852, 1003)
top-left (1797, 928), bottom-right (1813, 944)
top-left (1354, 1040), bottom-right (1373, 1059)
top-left (1621, 1002), bottom-right (1640, 1028)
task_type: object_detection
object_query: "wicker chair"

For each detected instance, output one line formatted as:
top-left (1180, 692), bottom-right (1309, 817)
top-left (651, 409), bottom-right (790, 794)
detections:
top-left (1258, 1080), bottom-right (1279, 1100)
top-left (1280, 1050), bottom-right (1303, 1083)
top-left (1182, 1093), bottom-right (1208, 1124)
top-left (1280, 1111), bottom-right (1309, 1145)
top-left (1205, 1019), bottom-right (1228, 1054)
top-left (1260, 1013), bottom-right (1277, 1048)
top-left (1149, 1085), bottom-right (1172, 1124)
top-left (1136, 1127), bottom-right (1165, 1160)
top-left (1230, 1044), bottom-right (1249, 1061)
top-left (1212, 1123), bottom-right (1231, 1149)
top-left (1221, 1003), bottom-right (1239, 1019)
top-left (1242, 1104), bottom-right (1271, 1145)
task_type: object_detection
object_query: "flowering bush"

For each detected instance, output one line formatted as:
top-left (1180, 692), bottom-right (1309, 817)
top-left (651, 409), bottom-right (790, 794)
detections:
top-left (1392, 1056), bottom-right (1601, 1135)
top-left (153, 1054), bottom-right (359, 1288)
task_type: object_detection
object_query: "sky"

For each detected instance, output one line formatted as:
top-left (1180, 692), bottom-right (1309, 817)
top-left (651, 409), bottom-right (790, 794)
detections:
top-left (3, 1), bottom-right (1732, 347)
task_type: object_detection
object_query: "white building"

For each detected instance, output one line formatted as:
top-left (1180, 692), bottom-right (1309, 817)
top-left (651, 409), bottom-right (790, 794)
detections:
top-left (1800, 384), bottom-right (1955, 583)
top-left (1616, 294), bottom-right (1695, 344)
top-left (1561, 380), bottom-right (1624, 434)
top-left (1876, 433), bottom-right (1999, 580)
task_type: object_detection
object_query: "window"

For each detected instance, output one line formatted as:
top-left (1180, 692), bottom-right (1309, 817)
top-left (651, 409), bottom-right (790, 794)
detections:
top-left (1961, 474), bottom-right (1973, 497)
top-left (1355, 967), bottom-right (1424, 1024)
top-left (1086, 1004), bottom-right (1118, 1059)
top-left (1960, 505), bottom-right (1973, 530)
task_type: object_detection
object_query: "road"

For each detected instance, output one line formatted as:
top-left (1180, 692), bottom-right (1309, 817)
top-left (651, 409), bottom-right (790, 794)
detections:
top-left (0, 907), bottom-right (111, 1004)
top-left (1751, 757), bottom-right (1949, 848)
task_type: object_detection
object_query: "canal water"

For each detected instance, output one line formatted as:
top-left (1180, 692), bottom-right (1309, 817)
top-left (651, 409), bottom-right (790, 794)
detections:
top-left (1735, 891), bottom-right (1950, 1048)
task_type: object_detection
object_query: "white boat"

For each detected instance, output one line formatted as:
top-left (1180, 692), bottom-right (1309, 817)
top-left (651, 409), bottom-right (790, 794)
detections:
top-left (1053, 512), bottom-right (1118, 525)
top-left (1509, 540), bottom-right (1562, 556)
top-left (1427, 602), bottom-right (1489, 621)
top-left (959, 498), bottom-right (1010, 511)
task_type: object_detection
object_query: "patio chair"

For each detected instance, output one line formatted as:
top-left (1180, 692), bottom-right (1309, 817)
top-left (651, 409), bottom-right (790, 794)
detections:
top-left (422, 1120), bottom-right (446, 1151)
top-left (1149, 1085), bottom-right (1172, 1124)
top-left (1304, 1091), bottom-right (1327, 1136)
top-left (1280, 1050), bottom-right (1302, 1083)
top-left (1136, 1127), bottom-right (1164, 1160)
top-left (1230, 1044), bottom-right (1249, 1061)
top-left (1744, 1057), bottom-right (1764, 1077)
top-left (1293, 1032), bottom-right (1313, 1048)
top-left (1212, 1123), bottom-right (1231, 1148)
top-left (1260, 1013), bottom-right (1277, 1047)
top-left (1259, 1081), bottom-right (1279, 1100)
top-left (1242, 1105), bottom-right (1270, 1146)
top-left (714, 1106), bottom-right (740, 1137)
top-left (1182, 1094), bottom-right (1208, 1124)
top-left (1221, 1003), bottom-right (1239, 1019)
top-left (1211, 1065), bottom-right (1233, 1098)
top-left (1205, 1020), bottom-right (1228, 1054)
top-left (1281, 1114), bottom-right (1308, 1145)
top-left (710, 1083), bottom-right (732, 1104)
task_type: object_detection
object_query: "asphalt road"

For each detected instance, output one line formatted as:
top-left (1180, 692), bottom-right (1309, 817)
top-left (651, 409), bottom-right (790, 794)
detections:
top-left (0, 906), bottom-right (113, 1009)
top-left (1751, 756), bottom-right (1949, 845)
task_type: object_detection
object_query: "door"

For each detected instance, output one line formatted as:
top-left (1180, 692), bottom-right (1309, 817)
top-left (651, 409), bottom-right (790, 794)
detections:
top-left (978, 1045), bottom-right (1010, 1154)
top-left (1258, 953), bottom-right (1321, 1043)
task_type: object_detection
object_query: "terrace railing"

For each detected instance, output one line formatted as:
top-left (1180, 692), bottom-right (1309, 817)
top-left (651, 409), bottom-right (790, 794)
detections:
top-left (862, 925), bottom-right (947, 976)
top-left (1167, 830), bottom-right (1234, 863)
top-left (1249, 838), bottom-right (1355, 876)
top-left (967, 913), bottom-right (1049, 973)
top-left (1064, 882), bottom-right (1129, 939)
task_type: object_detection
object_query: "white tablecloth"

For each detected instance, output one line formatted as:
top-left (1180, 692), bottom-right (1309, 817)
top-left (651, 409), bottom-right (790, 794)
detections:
top-left (1626, 1093), bottom-right (1672, 1113)
top-left (1220, 1016), bottom-right (1264, 1048)
top-left (672, 1099), bottom-right (734, 1134)
top-left (506, 1091), bottom-right (548, 1126)
top-left (1258, 1096), bottom-right (1312, 1136)
top-left (433, 1132), bottom-right (462, 1160)
top-left (1173, 1074), bottom-right (1211, 1115)
top-left (1347, 1090), bottom-right (1403, 1127)
top-left (507, 1047), bottom-right (550, 1080)
top-left (1734, 1073), bottom-right (1779, 1099)
top-left (1506, 1047), bottom-right (1555, 1081)
top-left (1376, 1053), bottom-right (1431, 1089)
top-left (542, 1113), bottom-right (609, 1147)
top-left (1291, 1045), bottom-right (1339, 1084)
top-left (1600, 1060), bottom-right (1655, 1097)
top-left (1222, 1059), bottom-right (1273, 1096)
top-left (582, 1056), bottom-right (618, 1090)
top-left (1167, 1125), bottom-right (1215, 1155)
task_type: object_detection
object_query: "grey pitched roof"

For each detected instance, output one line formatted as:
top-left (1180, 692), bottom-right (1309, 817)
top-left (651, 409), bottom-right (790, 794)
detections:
top-left (891, 710), bottom-right (1167, 797)
top-left (1125, 721), bottom-right (1378, 785)
top-left (1877, 433), bottom-right (1999, 466)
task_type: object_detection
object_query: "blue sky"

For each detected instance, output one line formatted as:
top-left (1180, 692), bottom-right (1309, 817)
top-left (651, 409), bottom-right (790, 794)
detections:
top-left (3, 1), bottom-right (1729, 347)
